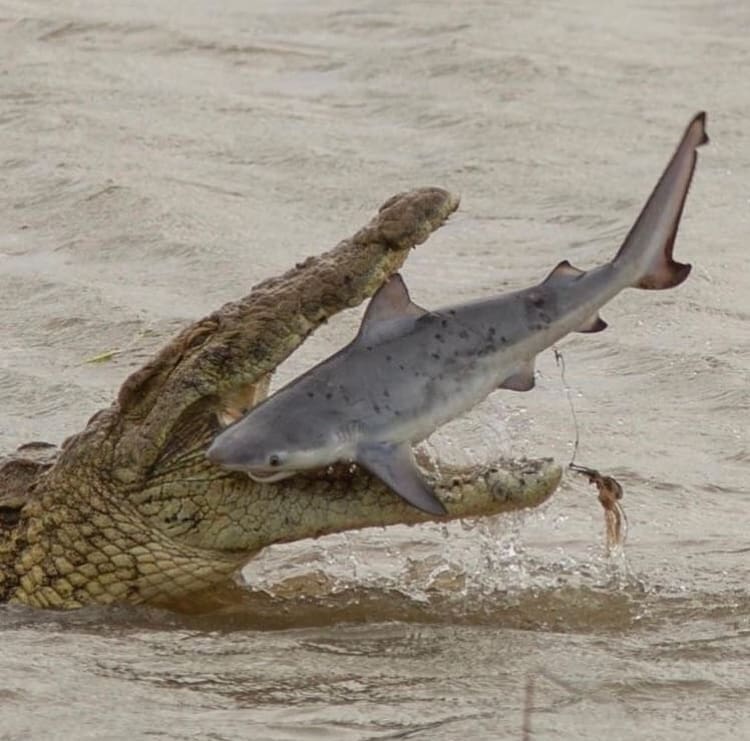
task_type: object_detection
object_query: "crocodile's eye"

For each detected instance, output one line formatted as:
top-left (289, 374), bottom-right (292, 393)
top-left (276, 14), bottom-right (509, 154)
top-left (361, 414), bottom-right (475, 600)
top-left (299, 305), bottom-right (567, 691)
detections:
top-left (268, 454), bottom-right (281, 467)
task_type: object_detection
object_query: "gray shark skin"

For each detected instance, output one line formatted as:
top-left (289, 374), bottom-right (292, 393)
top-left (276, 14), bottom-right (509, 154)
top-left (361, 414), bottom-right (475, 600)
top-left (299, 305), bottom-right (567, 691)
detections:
top-left (208, 113), bottom-right (708, 515)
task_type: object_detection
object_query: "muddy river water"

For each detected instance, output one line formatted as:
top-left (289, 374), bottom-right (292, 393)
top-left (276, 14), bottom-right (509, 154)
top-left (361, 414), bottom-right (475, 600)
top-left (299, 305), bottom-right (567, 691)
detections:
top-left (1, 0), bottom-right (748, 738)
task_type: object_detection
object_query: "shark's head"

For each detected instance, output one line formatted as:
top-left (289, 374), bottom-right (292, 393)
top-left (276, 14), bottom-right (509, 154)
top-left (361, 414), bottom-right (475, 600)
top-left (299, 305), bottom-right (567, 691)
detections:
top-left (206, 407), bottom-right (345, 483)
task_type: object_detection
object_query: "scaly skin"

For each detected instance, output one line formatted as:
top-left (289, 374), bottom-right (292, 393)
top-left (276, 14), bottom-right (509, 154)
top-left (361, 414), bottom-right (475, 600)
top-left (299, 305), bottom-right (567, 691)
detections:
top-left (0, 188), bottom-right (561, 610)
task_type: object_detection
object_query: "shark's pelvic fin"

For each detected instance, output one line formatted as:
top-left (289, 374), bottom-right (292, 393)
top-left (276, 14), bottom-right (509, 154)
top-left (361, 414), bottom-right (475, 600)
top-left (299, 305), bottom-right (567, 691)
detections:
top-left (356, 442), bottom-right (447, 515)
top-left (499, 360), bottom-right (536, 392)
top-left (577, 314), bottom-right (608, 333)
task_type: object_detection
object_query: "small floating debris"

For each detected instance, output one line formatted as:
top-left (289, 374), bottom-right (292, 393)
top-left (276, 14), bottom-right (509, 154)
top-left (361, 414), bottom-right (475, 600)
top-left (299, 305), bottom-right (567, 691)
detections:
top-left (570, 463), bottom-right (627, 552)
top-left (82, 327), bottom-right (157, 364)
top-left (83, 349), bottom-right (124, 364)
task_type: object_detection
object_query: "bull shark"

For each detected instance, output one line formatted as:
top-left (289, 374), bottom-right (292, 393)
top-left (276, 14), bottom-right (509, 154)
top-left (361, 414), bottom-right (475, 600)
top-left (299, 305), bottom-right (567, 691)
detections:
top-left (208, 112), bottom-right (708, 515)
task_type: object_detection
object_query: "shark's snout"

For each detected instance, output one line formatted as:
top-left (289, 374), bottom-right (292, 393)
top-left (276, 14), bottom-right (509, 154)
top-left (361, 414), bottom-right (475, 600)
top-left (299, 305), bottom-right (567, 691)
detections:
top-left (207, 434), bottom-right (298, 484)
top-left (206, 435), bottom-right (246, 469)
top-left (206, 439), bottom-right (225, 464)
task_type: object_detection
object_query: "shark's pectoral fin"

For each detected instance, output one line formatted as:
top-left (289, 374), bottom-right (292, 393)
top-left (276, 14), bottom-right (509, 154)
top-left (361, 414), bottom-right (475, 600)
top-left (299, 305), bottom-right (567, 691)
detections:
top-left (356, 442), bottom-right (447, 515)
top-left (500, 360), bottom-right (536, 391)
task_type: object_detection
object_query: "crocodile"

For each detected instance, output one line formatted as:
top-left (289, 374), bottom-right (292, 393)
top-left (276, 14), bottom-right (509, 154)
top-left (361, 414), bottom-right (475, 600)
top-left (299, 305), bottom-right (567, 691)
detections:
top-left (0, 188), bottom-right (561, 610)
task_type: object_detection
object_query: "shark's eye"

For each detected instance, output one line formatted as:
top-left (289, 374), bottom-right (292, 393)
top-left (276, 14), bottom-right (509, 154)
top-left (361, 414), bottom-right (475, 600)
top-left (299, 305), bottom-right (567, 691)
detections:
top-left (268, 454), bottom-right (281, 467)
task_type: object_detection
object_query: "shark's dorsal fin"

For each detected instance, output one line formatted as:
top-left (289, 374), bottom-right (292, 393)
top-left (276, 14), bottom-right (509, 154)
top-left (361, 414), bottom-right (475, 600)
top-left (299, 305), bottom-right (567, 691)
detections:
top-left (362, 274), bottom-right (426, 323)
top-left (357, 274), bottom-right (426, 342)
top-left (542, 260), bottom-right (586, 286)
top-left (356, 441), bottom-right (447, 515)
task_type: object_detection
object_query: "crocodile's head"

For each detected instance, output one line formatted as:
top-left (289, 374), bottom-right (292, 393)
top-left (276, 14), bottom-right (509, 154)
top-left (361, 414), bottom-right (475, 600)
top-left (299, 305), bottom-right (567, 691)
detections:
top-left (0, 188), bottom-right (560, 610)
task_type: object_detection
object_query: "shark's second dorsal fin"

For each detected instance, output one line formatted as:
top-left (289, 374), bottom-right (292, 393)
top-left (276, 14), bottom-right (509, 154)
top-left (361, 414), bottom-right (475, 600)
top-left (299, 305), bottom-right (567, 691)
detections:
top-left (357, 274), bottom-right (426, 342)
top-left (543, 260), bottom-right (586, 286)
top-left (541, 260), bottom-right (607, 333)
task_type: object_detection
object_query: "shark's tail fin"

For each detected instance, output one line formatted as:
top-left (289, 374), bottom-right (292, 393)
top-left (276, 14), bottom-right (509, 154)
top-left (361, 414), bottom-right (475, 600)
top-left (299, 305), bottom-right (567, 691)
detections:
top-left (613, 112), bottom-right (708, 290)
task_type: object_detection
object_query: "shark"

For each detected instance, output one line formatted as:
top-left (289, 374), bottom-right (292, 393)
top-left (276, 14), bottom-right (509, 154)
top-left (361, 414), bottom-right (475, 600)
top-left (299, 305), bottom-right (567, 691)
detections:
top-left (207, 112), bottom-right (708, 515)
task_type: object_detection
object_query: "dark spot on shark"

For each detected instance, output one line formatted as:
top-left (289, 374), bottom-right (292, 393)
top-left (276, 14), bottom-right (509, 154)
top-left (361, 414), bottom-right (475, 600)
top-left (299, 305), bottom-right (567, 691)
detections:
top-left (399, 364), bottom-right (405, 371)
top-left (431, 352), bottom-right (440, 360)
top-left (325, 392), bottom-right (333, 400)
top-left (372, 403), bottom-right (381, 413)
top-left (488, 327), bottom-right (496, 336)
top-left (459, 330), bottom-right (469, 339)
top-left (441, 319), bottom-right (448, 328)
top-left (386, 355), bottom-right (392, 362)
top-left (366, 346), bottom-right (373, 352)
top-left (500, 336), bottom-right (507, 343)
top-left (383, 389), bottom-right (390, 398)
top-left (434, 333), bottom-right (444, 342)
top-left (448, 309), bottom-right (456, 316)
top-left (540, 312), bottom-right (551, 324)
top-left (307, 392), bottom-right (315, 398)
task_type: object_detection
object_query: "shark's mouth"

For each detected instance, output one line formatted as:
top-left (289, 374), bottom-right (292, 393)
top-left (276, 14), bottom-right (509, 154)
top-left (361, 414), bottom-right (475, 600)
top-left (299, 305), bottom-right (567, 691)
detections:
top-left (246, 469), bottom-right (297, 484)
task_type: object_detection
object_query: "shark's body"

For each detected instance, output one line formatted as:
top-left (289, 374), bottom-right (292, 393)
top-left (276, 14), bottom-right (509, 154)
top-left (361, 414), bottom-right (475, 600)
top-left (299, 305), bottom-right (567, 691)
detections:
top-left (208, 113), bottom-right (708, 515)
